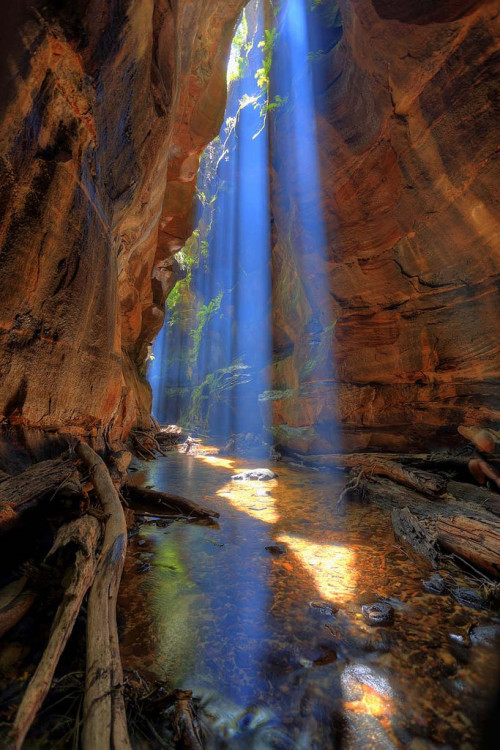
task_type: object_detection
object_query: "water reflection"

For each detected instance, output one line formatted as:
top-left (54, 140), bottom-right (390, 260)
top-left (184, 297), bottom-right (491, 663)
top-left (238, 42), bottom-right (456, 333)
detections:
top-left (276, 534), bottom-right (356, 605)
top-left (120, 452), bottom-right (499, 748)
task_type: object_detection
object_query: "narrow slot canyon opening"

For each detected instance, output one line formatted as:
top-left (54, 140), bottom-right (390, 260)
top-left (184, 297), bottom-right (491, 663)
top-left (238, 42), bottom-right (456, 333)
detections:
top-left (0, 1), bottom-right (499, 749)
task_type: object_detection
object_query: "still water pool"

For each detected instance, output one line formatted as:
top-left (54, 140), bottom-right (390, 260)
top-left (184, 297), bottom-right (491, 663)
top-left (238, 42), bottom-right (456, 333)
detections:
top-left (119, 450), bottom-right (499, 749)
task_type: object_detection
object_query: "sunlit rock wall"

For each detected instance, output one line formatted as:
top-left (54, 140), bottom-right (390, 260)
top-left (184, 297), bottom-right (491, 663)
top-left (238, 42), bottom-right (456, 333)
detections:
top-left (0, 0), bottom-right (244, 442)
top-left (269, 0), bottom-right (500, 456)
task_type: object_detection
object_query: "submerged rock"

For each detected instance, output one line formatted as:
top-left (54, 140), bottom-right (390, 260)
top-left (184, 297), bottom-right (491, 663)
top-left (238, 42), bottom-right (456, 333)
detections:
top-left (422, 573), bottom-right (448, 595)
top-left (231, 468), bottom-right (277, 481)
top-left (452, 587), bottom-right (485, 610)
top-left (469, 624), bottom-right (500, 647)
top-left (361, 601), bottom-right (394, 626)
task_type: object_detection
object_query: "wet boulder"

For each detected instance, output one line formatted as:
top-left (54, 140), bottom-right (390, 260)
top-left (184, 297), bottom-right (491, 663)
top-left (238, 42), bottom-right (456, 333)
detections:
top-left (469, 623), bottom-right (500, 647)
top-left (231, 468), bottom-right (277, 481)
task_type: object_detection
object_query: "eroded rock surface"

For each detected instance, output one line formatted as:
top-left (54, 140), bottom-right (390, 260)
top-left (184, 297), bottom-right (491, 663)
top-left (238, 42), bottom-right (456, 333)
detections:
top-left (269, 0), bottom-right (500, 455)
top-left (0, 0), bottom-right (245, 443)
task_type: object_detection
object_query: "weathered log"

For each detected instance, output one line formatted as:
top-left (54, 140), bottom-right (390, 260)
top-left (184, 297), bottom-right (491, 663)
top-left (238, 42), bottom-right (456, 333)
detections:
top-left (340, 458), bottom-right (446, 497)
top-left (391, 507), bottom-right (439, 567)
top-left (0, 459), bottom-right (79, 535)
top-left (302, 451), bottom-right (470, 476)
top-left (127, 484), bottom-right (220, 519)
top-left (436, 516), bottom-right (500, 577)
top-left (358, 476), bottom-right (500, 577)
top-left (447, 480), bottom-right (500, 516)
top-left (8, 516), bottom-right (100, 750)
top-left (75, 442), bottom-right (131, 750)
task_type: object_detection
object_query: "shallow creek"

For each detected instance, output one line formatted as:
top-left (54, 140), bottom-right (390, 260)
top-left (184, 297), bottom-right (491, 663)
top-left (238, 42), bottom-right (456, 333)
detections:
top-left (119, 450), bottom-right (499, 749)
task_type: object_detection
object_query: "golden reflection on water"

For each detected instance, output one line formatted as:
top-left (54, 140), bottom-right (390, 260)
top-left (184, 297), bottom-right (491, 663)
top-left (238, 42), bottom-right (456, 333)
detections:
top-left (216, 479), bottom-right (280, 524)
top-left (197, 454), bottom-right (237, 470)
top-left (276, 533), bottom-right (357, 605)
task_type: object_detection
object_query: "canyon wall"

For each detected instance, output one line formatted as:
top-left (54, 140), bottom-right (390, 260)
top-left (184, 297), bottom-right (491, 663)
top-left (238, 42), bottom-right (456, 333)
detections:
top-left (0, 0), bottom-right (498, 455)
top-left (269, 0), bottom-right (500, 456)
top-left (0, 0), bottom-right (244, 443)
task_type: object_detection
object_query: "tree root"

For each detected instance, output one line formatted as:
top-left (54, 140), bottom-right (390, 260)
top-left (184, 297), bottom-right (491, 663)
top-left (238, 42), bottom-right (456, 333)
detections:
top-left (75, 441), bottom-right (131, 750)
top-left (8, 516), bottom-right (100, 750)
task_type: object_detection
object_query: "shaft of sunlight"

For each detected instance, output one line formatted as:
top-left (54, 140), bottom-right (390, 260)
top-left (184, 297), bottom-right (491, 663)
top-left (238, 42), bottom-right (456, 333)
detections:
top-left (149, 0), bottom-right (271, 451)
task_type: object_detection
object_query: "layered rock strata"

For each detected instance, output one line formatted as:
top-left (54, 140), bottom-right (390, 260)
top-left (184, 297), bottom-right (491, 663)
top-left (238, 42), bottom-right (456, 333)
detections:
top-left (269, 0), bottom-right (500, 454)
top-left (0, 0), bottom-right (244, 443)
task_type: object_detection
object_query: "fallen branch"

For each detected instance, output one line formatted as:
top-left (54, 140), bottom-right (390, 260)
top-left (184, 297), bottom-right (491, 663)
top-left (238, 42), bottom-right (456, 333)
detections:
top-left (75, 442), bottom-right (131, 750)
top-left (127, 485), bottom-right (219, 519)
top-left (8, 516), bottom-right (100, 750)
top-left (337, 469), bottom-right (365, 508)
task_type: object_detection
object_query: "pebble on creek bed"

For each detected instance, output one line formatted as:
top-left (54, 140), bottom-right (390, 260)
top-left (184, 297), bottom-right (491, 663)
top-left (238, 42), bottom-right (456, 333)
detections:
top-left (309, 600), bottom-right (337, 616)
top-left (361, 601), bottom-right (394, 626)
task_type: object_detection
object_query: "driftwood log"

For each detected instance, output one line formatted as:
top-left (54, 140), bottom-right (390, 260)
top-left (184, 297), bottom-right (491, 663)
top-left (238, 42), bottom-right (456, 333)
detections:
top-left (436, 515), bottom-right (500, 577)
top-left (0, 459), bottom-right (79, 535)
top-left (447, 480), bottom-right (500, 516)
top-left (75, 442), bottom-right (131, 750)
top-left (301, 451), bottom-right (471, 474)
top-left (391, 507), bottom-right (439, 567)
top-left (127, 484), bottom-right (219, 519)
top-left (8, 516), bottom-right (101, 750)
top-left (353, 475), bottom-right (500, 576)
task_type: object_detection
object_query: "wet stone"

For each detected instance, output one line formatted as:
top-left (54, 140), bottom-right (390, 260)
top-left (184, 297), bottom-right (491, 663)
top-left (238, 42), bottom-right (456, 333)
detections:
top-left (361, 601), bottom-right (394, 626)
top-left (452, 587), bottom-right (485, 610)
top-left (232, 468), bottom-right (277, 481)
top-left (309, 600), bottom-right (336, 617)
top-left (422, 573), bottom-right (448, 595)
top-left (469, 623), bottom-right (500, 647)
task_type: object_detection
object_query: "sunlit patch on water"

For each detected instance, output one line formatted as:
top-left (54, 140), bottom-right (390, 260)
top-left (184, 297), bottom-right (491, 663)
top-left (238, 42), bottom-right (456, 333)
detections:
top-left (276, 534), bottom-right (356, 605)
top-left (217, 479), bottom-right (280, 524)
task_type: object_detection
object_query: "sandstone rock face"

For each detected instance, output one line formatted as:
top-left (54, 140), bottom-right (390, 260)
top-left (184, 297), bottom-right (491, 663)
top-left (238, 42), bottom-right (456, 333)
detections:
top-left (0, 0), bottom-right (244, 443)
top-left (0, 0), bottom-right (498, 455)
top-left (269, 0), bottom-right (500, 455)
